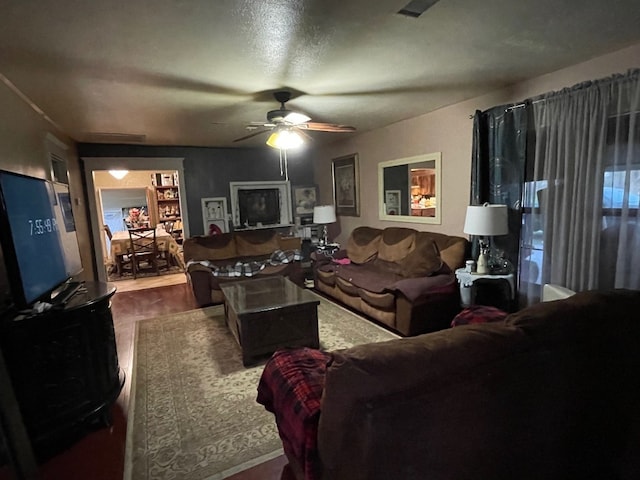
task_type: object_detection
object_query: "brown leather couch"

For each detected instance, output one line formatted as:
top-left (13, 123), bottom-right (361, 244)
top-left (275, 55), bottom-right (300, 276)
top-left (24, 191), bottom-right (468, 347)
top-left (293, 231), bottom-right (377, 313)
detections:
top-left (259, 289), bottom-right (640, 480)
top-left (313, 226), bottom-right (468, 336)
top-left (184, 229), bottom-right (302, 306)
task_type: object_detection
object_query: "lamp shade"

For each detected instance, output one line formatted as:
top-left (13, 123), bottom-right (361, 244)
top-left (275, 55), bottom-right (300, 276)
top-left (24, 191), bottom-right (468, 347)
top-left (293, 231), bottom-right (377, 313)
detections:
top-left (463, 204), bottom-right (508, 236)
top-left (313, 205), bottom-right (336, 224)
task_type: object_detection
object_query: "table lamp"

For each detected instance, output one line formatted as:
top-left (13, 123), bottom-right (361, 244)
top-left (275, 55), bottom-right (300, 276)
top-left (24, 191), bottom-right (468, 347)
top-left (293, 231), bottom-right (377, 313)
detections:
top-left (463, 203), bottom-right (508, 274)
top-left (313, 205), bottom-right (336, 246)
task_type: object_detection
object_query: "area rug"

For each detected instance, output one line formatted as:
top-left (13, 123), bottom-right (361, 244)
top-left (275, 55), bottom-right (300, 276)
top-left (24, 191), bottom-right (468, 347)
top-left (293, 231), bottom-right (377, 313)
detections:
top-left (124, 294), bottom-right (399, 480)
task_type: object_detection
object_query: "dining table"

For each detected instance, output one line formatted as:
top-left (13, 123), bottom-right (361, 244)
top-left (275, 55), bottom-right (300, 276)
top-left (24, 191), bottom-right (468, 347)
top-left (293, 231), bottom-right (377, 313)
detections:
top-left (110, 228), bottom-right (183, 276)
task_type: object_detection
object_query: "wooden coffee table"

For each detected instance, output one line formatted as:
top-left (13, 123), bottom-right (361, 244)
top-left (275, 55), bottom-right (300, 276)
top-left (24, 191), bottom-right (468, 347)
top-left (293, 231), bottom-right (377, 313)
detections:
top-left (220, 276), bottom-right (320, 366)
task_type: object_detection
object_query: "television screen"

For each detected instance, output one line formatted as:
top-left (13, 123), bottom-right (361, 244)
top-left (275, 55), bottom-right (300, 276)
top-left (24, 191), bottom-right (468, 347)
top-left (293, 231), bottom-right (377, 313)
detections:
top-left (238, 188), bottom-right (281, 226)
top-left (0, 171), bottom-right (83, 308)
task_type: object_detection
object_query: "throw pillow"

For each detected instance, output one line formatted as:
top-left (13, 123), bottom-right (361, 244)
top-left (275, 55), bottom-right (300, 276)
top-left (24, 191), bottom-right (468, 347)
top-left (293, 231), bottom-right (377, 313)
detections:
top-left (451, 305), bottom-right (508, 327)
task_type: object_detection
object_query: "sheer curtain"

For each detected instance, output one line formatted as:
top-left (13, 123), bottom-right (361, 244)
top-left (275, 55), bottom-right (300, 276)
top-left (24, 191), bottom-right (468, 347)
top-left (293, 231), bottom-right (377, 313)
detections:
top-left (519, 69), bottom-right (640, 304)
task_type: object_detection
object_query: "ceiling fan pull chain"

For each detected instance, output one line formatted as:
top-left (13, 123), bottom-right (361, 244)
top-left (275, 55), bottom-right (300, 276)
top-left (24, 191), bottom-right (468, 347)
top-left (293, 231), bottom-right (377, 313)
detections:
top-left (278, 148), bottom-right (289, 181)
top-left (284, 149), bottom-right (289, 181)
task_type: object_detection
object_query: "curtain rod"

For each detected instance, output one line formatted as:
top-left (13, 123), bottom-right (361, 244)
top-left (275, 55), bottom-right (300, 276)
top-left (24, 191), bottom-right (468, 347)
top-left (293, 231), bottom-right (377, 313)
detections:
top-left (468, 98), bottom-right (545, 119)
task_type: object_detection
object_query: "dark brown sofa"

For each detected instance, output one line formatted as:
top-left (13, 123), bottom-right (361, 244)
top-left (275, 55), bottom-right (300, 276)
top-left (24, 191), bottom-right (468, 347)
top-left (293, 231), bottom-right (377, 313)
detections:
top-left (313, 226), bottom-right (468, 336)
top-left (184, 229), bottom-right (302, 306)
top-left (258, 289), bottom-right (640, 480)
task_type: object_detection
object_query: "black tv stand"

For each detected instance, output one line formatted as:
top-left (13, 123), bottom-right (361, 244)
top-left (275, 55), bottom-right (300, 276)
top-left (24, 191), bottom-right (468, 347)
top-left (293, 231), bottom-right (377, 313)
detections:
top-left (0, 281), bottom-right (123, 461)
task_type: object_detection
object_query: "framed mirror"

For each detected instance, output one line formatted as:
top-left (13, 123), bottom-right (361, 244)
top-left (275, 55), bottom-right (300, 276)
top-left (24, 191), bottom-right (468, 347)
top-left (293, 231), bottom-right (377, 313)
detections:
top-left (378, 152), bottom-right (441, 224)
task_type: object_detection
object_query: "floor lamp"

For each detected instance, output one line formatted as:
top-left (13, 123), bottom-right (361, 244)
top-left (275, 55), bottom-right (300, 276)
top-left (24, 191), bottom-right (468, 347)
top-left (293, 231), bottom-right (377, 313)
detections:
top-left (463, 203), bottom-right (508, 274)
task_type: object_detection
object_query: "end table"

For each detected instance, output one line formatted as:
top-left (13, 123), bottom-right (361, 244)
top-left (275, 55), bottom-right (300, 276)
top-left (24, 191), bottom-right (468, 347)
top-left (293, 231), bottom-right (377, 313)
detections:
top-left (455, 268), bottom-right (515, 310)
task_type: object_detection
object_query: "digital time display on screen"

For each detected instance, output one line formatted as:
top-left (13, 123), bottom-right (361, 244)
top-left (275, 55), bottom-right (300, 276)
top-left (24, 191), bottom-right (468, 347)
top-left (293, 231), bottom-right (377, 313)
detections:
top-left (29, 218), bottom-right (59, 235)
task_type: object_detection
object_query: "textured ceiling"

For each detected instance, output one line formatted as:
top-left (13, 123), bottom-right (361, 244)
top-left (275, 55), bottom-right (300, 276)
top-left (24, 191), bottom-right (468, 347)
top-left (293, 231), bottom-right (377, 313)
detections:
top-left (1, 0), bottom-right (640, 148)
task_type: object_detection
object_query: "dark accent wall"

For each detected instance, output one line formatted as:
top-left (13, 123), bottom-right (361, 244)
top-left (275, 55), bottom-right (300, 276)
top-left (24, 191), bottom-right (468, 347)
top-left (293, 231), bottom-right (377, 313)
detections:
top-left (383, 164), bottom-right (410, 215)
top-left (77, 143), bottom-right (315, 236)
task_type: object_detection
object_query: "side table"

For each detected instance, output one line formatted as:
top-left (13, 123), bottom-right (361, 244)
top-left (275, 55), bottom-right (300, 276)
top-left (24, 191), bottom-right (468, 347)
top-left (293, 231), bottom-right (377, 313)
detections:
top-left (455, 268), bottom-right (515, 310)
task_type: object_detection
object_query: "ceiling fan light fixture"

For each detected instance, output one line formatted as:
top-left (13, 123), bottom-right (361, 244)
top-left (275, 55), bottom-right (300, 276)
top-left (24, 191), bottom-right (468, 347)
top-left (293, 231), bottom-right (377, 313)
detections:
top-left (109, 170), bottom-right (129, 180)
top-left (283, 111), bottom-right (311, 124)
top-left (266, 128), bottom-right (304, 150)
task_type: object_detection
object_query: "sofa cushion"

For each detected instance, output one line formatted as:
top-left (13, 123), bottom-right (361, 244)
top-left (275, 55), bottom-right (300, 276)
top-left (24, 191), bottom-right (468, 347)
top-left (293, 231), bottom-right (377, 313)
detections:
top-left (376, 228), bottom-right (416, 263)
top-left (316, 264), bottom-right (337, 286)
top-left (346, 226), bottom-right (382, 264)
top-left (335, 263), bottom-right (403, 294)
top-left (335, 277), bottom-right (360, 296)
top-left (235, 229), bottom-right (280, 256)
top-left (358, 289), bottom-right (395, 310)
top-left (184, 233), bottom-right (237, 261)
top-left (427, 232), bottom-right (468, 270)
top-left (397, 234), bottom-right (443, 278)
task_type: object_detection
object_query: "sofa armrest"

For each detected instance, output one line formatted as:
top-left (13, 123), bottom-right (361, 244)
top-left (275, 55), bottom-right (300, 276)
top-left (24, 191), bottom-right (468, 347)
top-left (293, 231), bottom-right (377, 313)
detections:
top-left (391, 272), bottom-right (456, 302)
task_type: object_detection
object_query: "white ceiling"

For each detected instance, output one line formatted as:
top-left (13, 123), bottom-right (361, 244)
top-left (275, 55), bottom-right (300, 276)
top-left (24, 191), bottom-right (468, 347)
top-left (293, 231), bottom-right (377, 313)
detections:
top-left (1, 0), bottom-right (640, 148)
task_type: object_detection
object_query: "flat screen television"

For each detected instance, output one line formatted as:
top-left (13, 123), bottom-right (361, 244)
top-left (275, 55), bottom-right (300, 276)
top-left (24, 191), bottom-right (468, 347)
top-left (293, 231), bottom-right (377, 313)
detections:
top-left (238, 188), bottom-right (281, 226)
top-left (0, 170), bottom-right (83, 309)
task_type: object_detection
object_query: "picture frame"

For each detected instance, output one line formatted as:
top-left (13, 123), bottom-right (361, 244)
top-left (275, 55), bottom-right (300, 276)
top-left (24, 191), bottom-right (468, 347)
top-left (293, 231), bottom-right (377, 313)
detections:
top-left (332, 153), bottom-right (360, 217)
top-left (384, 189), bottom-right (401, 215)
top-left (201, 197), bottom-right (229, 234)
top-left (292, 184), bottom-right (318, 217)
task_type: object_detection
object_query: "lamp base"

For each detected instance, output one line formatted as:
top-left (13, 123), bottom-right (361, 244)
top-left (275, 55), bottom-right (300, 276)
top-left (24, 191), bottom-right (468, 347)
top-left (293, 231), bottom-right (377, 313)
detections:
top-left (476, 252), bottom-right (489, 274)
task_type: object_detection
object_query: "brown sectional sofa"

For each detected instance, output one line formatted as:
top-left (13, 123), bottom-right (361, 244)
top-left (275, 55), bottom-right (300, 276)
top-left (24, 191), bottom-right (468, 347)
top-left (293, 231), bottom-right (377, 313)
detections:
top-left (184, 229), bottom-right (302, 306)
top-left (314, 226), bottom-right (468, 336)
top-left (258, 288), bottom-right (640, 480)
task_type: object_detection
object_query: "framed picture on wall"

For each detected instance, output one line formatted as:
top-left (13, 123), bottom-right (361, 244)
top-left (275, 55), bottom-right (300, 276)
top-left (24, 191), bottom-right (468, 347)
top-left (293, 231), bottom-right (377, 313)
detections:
top-left (332, 153), bottom-right (360, 217)
top-left (201, 197), bottom-right (228, 234)
top-left (292, 185), bottom-right (318, 217)
top-left (384, 189), bottom-right (401, 215)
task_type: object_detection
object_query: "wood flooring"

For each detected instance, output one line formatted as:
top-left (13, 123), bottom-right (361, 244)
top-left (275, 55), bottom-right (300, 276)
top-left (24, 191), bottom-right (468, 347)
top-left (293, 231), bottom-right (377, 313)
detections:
top-left (1, 276), bottom-right (293, 480)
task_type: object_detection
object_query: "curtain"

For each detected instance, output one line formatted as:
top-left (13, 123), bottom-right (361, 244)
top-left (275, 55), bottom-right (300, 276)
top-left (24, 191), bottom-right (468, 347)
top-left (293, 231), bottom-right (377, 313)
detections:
top-left (471, 105), bottom-right (528, 287)
top-left (519, 69), bottom-right (640, 304)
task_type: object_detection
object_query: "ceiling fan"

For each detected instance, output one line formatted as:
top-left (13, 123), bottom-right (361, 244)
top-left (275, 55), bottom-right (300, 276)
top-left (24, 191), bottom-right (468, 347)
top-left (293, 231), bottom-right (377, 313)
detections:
top-left (233, 90), bottom-right (356, 147)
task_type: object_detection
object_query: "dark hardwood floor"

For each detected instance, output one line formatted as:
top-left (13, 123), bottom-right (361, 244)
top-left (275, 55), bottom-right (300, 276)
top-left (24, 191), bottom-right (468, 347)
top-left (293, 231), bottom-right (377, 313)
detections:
top-left (1, 280), bottom-right (292, 480)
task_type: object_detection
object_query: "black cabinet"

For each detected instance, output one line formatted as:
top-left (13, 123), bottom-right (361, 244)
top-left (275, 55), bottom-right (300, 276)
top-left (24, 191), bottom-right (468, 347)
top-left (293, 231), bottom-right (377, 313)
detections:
top-left (0, 282), bottom-right (124, 459)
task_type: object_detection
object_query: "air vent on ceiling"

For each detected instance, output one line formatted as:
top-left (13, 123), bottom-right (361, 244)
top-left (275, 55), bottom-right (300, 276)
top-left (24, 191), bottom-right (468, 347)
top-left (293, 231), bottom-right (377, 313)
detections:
top-left (84, 132), bottom-right (147, 144)
top-left (397, 0), bottom-right (440, 18)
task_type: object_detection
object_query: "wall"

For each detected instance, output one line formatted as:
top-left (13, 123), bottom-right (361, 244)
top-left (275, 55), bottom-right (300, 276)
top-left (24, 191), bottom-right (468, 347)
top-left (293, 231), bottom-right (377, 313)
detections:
top-left (312, 42), bottom-right (640, 245)
top-left (0, 78), bottom-right (94, 298)
top-left (77, 144), bottom-right (315, 236)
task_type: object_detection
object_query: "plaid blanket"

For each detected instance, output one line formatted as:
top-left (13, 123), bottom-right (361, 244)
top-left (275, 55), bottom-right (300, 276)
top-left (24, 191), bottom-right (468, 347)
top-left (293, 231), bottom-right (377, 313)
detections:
top-left (186, 249), bottom-right (301, 277)
top-left (257, 348), bottom-right (331, 480)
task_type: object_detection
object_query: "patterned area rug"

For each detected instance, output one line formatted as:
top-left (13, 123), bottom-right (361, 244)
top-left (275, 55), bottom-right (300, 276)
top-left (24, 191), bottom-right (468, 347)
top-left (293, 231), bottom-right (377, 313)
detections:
top-left (124, 293), bottom-right (399, 480)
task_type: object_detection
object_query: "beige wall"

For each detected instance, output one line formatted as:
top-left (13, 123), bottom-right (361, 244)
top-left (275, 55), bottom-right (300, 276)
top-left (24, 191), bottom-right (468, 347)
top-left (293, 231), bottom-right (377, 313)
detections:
top-left (313, 42), bottom-right (640, 245)
top-left (0, 77), bottom-right (94, 282)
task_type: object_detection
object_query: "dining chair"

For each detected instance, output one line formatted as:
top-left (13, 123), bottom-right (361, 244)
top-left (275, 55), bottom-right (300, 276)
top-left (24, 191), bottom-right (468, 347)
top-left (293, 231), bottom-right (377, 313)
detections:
top-left (103, 224), bottom-right (116, 275)
top-left (128, 227), bottom-right (162, 278)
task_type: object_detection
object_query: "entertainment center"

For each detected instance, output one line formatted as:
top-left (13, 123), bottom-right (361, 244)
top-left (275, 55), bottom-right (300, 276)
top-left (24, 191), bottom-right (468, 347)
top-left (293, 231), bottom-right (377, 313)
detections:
top-left (0, 282), bottom-right (123, 459)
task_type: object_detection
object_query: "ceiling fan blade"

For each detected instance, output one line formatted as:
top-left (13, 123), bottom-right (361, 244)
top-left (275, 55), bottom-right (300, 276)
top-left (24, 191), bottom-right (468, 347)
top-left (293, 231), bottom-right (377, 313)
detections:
top-left (233, 129), bottom-right (271, 142)
top-left (293, 126), bottom-right (314, 141)
top-left (300, 122), bottom-right (356, 132)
